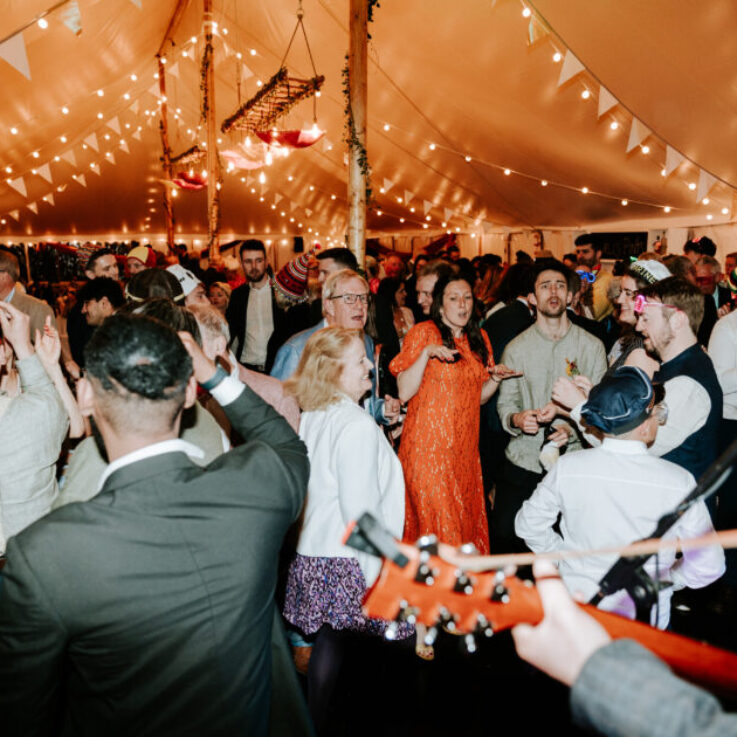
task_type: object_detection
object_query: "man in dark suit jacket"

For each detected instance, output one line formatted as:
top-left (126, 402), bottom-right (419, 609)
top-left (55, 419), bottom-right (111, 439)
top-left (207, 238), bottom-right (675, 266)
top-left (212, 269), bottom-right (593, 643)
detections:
top-left (0, 313), bottom-right (310, 736)
top-left (226, 239), bottom-right (289, 373)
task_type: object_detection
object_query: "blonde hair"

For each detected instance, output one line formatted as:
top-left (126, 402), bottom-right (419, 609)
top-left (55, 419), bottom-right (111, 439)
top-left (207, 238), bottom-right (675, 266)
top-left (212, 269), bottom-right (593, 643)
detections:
top-left (322, 269), bottom-right (369, 316)
top-left (284, 327), bottom-right (363, 411)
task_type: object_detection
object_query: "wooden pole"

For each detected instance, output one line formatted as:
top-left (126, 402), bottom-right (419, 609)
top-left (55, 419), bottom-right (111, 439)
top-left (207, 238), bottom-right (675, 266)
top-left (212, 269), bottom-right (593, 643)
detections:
top-left (203, 0), bottom-right (222, 266)
top-left (347, 0), bottom-right (368, 268)
top-left (157, 56), bottom-right (175, 254)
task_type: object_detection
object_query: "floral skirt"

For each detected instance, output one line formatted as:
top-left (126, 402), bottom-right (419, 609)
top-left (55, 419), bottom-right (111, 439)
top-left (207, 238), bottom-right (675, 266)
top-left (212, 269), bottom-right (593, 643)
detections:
top-left (283, 554), bottom-right (412, 640)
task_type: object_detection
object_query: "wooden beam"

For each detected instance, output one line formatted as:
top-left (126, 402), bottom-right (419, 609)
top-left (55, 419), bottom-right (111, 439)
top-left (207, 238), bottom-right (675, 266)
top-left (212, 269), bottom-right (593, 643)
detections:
top-left (156, 0), bottom-right (191, 57)
top-left (347, 0), bottom-right (368, 268)
top-left (157, 56), bottom-right (175, 254)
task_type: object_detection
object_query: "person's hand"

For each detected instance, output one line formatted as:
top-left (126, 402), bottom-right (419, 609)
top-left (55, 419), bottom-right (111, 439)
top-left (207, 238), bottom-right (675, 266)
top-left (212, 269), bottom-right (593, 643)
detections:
top-left (425, 344), bottom-right (459, 362)
top-left (513, 409), bottom-right (539, 434)
top-left (511, 559), bottom-right (611, 687)
top-left (572, 375), bottom-right (593, 396)
top-left (552, 376), bottom-right (586, 411)
top-left (489, 364), bottom-right (522, 382)
top-left (383, 395), bottom-right (401, 423)
top-left (65, 359), bottom-right (82, 380)
top-left (718, 303), bottom-right (733, 318)
top-left (536, 402), bottom-right (558, 424)
top-left (546, 424), bottom-right (571, 447)
top-left (0, 302), bottom-right (33, 359)
top-left (34, 317), bottom-right (61, 371)
top-left (178, 331), bottom-right (217, 384)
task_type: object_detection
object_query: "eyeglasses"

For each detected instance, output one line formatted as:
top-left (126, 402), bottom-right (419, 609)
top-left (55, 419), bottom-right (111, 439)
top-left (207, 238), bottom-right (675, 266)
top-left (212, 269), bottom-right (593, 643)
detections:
top-left (620, 287), bottom-right (637, 299)
top-left (328, 293), bottom-right (369, 305)
top-left (576, 269), bottom-right (596, 283)
top-left (633, 294), bottom-right (680, 315)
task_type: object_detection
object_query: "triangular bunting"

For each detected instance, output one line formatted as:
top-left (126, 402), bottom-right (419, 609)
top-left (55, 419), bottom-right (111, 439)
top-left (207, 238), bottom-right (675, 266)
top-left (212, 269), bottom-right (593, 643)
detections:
top-left (403, 190), bottom-right (414, 205)
top-left (557, 50), bottom-right (584, 87)
top-left (106, 116), bottom-right (121, 134)
top-left (382, 178), bottom-right (394, 193)
top-left (90, 163), bottom-right (101, 175)
top-left (8, 210), bottom-right (19, 221)
top-left (697, 169), bottom-right (717, 201)
top-left (665, 146), bottom-right (685, 176)
top-left (129, 0), bottom-right (142, 8)
top-left (422, 200), bottom-right (433, 215)
top-left (322, 138), bottom-right (333, 152)
top-left (0, 32), bottom-right (31, 80)
top-left (223, 43), bottom-right (233, 58)
top-left (120, 140), bottom-right (130, 153)
top-left (169, 62), bottom-right (179, 78)
top-left (305, 208), bottom-right (313, 217)
top-left (27, 202), bottom-right (38, 214)
top-left (57, 184), bottom-right (67, 192)
top-left (42, 193), bottom-right (55, 206)
top-left (106, 152), bottom-right (116, 166)
top-left (274, 193), bottom-right (283, 205)
top-left (84, 133), bottom-right (99, 152)
top-left (443, 208), bottom-right (454, 222)
top-left (626, 119), bottom-right (651, 153)
top-left (290, 201), bottom-right (298, 211)
top-left (61, 0), bottom-right (83, 35)
top-left (527, 16), bottom-right (548, 45)
top-left (482, 221), bottom-right (494, 234)
top-left (241, 64), bottom-right (253, 80)
top-left (72, 173), bottom-right (87, 187)
top-left (147, 83), bottom-right (160, 98)
top-left (37, 163), bottom-right (53, 183)
top-left (61, 149), bottom-right (76, 166)
top-left (597, 86), bottom-right (618, 117)
top-left (130, 99), bottom-right (140, 114)
top-left (7, 177), bottom-right (27, 197)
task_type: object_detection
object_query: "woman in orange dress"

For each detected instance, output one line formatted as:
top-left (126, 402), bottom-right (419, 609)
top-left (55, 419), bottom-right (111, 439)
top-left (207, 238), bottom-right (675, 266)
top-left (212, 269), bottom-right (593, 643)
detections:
top-left (390, 274), bottom-right (517, 553)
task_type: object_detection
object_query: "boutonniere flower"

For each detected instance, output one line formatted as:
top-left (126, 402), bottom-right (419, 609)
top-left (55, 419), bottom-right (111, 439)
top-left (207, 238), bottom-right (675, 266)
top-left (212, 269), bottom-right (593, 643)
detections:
top-left (566, 358), bottom-right (580, 377)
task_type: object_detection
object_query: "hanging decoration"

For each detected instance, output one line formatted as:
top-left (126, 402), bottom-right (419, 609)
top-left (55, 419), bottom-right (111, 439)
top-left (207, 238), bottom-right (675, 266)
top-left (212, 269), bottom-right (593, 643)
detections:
top-left (342, 56), bottom-right (371, 203)
top-left (220, 2), bottom-right (324, 142)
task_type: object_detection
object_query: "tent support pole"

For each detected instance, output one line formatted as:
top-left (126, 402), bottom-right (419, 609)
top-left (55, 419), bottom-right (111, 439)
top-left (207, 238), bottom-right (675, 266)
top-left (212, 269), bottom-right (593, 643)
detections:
top-left (204, 0), bottom-right (221, 266)
top-left (157, 56), bottom-right (175, 255)
top-left (347, 0), bottom-right (368, 268)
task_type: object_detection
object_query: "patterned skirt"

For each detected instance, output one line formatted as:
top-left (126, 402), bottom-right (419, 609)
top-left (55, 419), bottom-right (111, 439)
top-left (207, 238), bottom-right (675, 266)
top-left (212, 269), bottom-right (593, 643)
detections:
top-left (283, 554), bottom-right (413, 639)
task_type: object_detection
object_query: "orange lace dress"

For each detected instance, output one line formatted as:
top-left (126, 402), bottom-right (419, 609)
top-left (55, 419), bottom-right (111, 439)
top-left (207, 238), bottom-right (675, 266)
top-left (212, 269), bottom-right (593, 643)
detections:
top-left (389, 321), bottom-right (492, 553)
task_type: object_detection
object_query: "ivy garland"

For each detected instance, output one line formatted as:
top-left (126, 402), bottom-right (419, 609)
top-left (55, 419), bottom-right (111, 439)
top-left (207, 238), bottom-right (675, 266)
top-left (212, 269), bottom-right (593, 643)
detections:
top-left (342, 57), bottom-right (372, 205)
top-left (200, 35), bottom-right (214, 123)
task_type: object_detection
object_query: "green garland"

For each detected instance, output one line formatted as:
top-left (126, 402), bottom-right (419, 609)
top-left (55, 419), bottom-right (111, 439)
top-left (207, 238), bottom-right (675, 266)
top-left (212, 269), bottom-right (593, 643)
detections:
top-left (342, 57), bottom-right (373, 205)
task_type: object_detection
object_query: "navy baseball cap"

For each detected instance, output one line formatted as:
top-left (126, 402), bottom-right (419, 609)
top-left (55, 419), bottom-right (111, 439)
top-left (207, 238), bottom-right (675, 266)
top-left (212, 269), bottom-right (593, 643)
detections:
top-left (581, 366), bottom-right (661, 435)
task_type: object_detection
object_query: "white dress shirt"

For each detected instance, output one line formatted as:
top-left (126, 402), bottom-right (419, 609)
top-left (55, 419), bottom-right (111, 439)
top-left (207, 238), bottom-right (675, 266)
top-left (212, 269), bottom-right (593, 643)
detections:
top-left (241, 283), bottom-right (274, 365)
top-left (515, 438), bottom-right (724, 628)
top-left (295, 397), bottom-right (405, 586)
top-left (709, 309), bottom-right (737, 420)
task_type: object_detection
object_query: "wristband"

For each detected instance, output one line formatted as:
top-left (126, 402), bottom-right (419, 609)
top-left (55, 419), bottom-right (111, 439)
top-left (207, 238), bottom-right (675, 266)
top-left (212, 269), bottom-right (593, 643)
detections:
top-left (200, 364), bottom-right (228, 391)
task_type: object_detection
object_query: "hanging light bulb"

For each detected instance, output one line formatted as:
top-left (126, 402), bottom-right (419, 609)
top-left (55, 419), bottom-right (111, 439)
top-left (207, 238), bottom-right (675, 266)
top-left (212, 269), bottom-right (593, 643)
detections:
top-left (258, 171), bottom-right (266, 184)
top-left (38, 17), bottom-right (49, 29)
top-left (265, 151), bottom-right (273, 166)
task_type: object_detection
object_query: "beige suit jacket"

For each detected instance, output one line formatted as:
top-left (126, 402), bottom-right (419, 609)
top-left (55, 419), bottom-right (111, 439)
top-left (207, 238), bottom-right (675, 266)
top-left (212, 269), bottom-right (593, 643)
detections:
top-left (9, 289), bottom-right (57, 340)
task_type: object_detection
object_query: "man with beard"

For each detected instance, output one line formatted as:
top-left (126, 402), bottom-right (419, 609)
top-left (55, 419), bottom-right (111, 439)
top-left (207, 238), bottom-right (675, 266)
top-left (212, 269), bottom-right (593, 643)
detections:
top-left (634, 277), bottom-right (722, 488)
top-left (226, 239), bottom-right (287, 373)
top-left (575, 235), bottom-right (613, 321)
top-left (493, 259), bottom-right (607, 553)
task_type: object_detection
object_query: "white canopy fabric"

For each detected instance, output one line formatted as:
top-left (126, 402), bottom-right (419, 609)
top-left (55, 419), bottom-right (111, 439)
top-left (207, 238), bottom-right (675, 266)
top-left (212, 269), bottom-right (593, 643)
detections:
top-left (1, 0), bottom-right (736, 252)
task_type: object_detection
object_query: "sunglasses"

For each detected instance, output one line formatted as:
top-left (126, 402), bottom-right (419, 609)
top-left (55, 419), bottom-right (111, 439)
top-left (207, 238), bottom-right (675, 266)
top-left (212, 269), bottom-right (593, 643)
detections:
top-left (633, 294), bottom-right (680, 315)
top-left (576, 270), bottom-right (596, 283)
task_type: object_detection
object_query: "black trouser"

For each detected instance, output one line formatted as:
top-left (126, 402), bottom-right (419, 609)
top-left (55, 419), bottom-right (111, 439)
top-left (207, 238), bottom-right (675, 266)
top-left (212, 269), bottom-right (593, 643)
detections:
top-left (717, 419), bottom-right (737, 584)
top-left (490, 458), bottom-right (543, 554)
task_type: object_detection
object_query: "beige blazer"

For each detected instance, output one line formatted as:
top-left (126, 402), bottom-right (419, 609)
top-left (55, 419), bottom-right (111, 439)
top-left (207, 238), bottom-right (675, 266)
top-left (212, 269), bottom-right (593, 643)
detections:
top-left (10, 289), bottom-right (57, 340)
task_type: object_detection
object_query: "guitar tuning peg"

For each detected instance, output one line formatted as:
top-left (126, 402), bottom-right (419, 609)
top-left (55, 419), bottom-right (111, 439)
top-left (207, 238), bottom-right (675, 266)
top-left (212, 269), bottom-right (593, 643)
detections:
top-left (476, 614), bottom-right (494, 639)
top-left (416, 534), bottom-right (439, 555)
top-left (463, 633), bottom-right (478, 654)
top-left (453, 569), bottom-right (474, 595)
top-left (384, 621), bottom-right (399, 641)
top-left (424, 626), bottom-right (438, 646)
top-left (490, 582), bottom-right (510, 604)
top-left (437, 606), bottom-right (458, 633)
top-left (458, 542), bottom-right (479, 555)
top-left (414, 562), bottom-right (437, 586)
top-left (494, 570), bottom-right (506, 583)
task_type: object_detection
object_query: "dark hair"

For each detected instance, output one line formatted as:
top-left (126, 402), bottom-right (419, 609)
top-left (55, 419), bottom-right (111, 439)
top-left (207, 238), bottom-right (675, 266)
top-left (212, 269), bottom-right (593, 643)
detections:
top-left (0, 246), bottom-right (20, 282)
top-left (412, 254), bottom-right (429, 276)
top-left (493, 264), bottom-right (533, 302)
top-left (430, 275), bottom-right (488, 365)
top-left (77, 277), bottom-right (125, 309)
top-left (86, 248), bottom-right (116, 274)
top-left (574, 234), bottom-right (597, 248)
top-left (126, 268), bottom-right (184, 303)
top-left (119, 297), bottom-right (202, 346)
top-left (238, 239), bottom-right (266, 258)
top-left (639, 276), bottom-right (704, 335)
top-left (562, 252), bottom-right (577, 263)
top-left (316, 247), bottom-right (358, 271)
top-left (85, 313), bottom-right (192, 403)
top-left (418, 259), bottom-right (456, 281)
top-left (683, 236), bottom-right (717, 258)
top-left (531, 258), bottom-right (572, 291)
top-left (664, 255), bottom-right (695, 281)
top-left (516, 250), bottom-right (533, 264)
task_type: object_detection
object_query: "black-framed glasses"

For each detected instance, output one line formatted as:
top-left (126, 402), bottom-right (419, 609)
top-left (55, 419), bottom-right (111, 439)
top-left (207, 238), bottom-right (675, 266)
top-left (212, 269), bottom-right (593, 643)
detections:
top-left (327, 293), bottom-right (369, 305)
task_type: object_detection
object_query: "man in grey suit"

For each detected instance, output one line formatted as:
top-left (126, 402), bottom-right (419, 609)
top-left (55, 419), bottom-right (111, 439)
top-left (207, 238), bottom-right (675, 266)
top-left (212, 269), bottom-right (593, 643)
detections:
top-left (0, 313), bottom-right (310, 736)
top-left (0, 246), bottom-right (56, 339)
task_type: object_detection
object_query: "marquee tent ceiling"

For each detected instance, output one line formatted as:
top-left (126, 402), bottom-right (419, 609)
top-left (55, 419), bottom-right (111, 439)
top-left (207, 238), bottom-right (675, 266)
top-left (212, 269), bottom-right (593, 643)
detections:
top-left (1, 0), bottom-right (735, 243)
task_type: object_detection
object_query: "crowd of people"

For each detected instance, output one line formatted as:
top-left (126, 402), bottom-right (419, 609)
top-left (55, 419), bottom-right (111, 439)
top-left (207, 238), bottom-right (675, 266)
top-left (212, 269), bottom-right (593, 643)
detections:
top-left (1, 232), bottom-right (737, 735)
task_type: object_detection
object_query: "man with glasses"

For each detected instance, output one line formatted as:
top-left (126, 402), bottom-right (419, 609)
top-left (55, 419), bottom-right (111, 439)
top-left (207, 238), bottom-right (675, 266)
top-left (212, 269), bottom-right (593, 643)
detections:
top-left (516, 365), bottom-right (724, 629)
top-left (271, 269), bottom-right (400, 424)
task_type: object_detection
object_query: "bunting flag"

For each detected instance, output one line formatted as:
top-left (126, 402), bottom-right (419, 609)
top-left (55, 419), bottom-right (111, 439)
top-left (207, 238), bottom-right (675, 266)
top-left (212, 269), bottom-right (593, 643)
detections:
top-left (242, 64), bottom-right (254, 80)
top-left (274, 193), bottom-right (283, 205)
top-left (131, 99), bottom-right (140, 114)
top-left (120, 140), bottom-right (130, 153)
top-left (597, 86), bottom-right (618, 118)
top-left (322, 137), bottom-right (333, 152)
top-left (129, 0), bottom-right (142, 8)
top-left (0, 32), bottom-right (31, 80)
top-left (403, 190), bottom-right (414, 205)
top-left (37, 163), bottom-right (53, 183)
top-left (444, 207), bottom-right (454, 222)
top-left (223, 43), bottom-right (233, 58)
top-left (482, 221), bottom-right (494, 234)
top-left (665, 145), bottom-right (685, 176)
top-left (290, 200), bottom-right (298, 211)
top-left (382, 178), bottom-right (394, 193)
top-left (57, 184), bottom-right (67, 192)
top-left (84, 133), bottom-right (99, 152)
top-left (168, 62), bottom-right (180, 79)
top-left (557, 50), bottom-right (584, 87)
top-left (72, 173), bottom-right (87, 187)
top-left (27, 202), bottom-right (38, 214)
top-left (526, 16), bottom-right (549, 45)
top-left (697, 169), bottom-right (717, 201)
top-left (626, 119), bottom-right (651, 153)
top-left (305, 208), bottom-right (313, 217)
top-left (147, 83), bottom-right (160, 98)
top-left (422, 200), bottom-right (433, 215)
top-left (7, 177), bottom-right (27, 197)
top-left (61, 0), bottom-right (83, 35)
top-left (8, 210), bottom-right (19, 221)
top-left (90, 163), bottom-right (101, 175)
top-left (61, 150), bottom-right (76, 166)
top-left (106, 152), bottom-right (116, 166)
top-left (42, 193), bottom-right (55, 206)
top-left (106, 117), bottom-right (121, 134)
